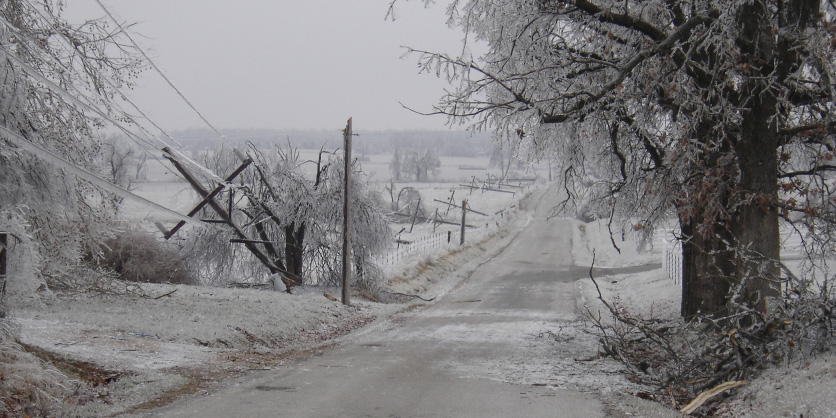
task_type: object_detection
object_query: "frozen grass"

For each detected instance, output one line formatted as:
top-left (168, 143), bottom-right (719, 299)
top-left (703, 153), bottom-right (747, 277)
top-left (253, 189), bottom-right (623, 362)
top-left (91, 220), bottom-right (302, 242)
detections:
top-left (15, 285), bottom-right (378, 362)
top-left (9, 284), bottom-right (386, 416)
top-left (715, 354), bottom-right (836, 417)
top-left (0, 319), bottom-right (81, 417)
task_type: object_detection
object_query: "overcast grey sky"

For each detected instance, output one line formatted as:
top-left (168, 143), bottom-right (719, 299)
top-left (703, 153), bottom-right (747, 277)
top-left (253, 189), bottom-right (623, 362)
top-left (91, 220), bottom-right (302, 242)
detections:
top-left (67, 1), bottom-right (469, 133)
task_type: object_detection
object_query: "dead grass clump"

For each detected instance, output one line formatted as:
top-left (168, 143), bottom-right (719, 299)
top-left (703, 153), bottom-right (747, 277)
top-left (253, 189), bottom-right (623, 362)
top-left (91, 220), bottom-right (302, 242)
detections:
top-left (91, 229), bottom-right (196, 285)
top-left (17, 342), bottom-right (127, 387)
top-left (0, 320), bottom-right (73, 417)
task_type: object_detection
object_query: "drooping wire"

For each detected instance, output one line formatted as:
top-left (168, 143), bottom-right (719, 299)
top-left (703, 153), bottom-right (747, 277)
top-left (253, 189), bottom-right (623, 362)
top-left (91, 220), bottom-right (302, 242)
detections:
top-left (13, 0), bottom-right (225, 184)
top-left (94, 0), bottom-right (231, 147)
top-left (0, 2), bottom-right (233, 230)
top-left (0, 123), bottom-right (212, 227)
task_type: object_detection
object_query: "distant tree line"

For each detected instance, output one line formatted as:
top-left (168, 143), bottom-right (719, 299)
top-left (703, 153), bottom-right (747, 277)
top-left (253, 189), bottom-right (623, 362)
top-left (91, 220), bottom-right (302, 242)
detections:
top-left (169, 128), bottom-right (492, 157)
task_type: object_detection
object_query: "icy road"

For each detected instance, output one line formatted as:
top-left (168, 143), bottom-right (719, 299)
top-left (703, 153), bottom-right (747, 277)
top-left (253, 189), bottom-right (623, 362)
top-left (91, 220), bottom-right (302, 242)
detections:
top-left (147, 194), bottom-right (616, 417)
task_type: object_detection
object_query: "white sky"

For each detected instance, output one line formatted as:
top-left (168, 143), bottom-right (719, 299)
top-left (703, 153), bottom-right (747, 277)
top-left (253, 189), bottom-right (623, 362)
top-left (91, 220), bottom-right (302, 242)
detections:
top-left (65, 1), bottom-right (470, 132)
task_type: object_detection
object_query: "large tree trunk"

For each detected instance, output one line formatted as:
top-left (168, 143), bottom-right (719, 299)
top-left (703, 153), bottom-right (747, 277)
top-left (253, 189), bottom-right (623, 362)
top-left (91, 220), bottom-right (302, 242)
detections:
top-left (680, 217), bottom-right (736, 318)
top-left (679, 117), bottom-right (737, 318)
top-left (679, 103), bottom-right (780, 317)
top-left (679, 0), bottom-right (782, 318)
top-left (727, 0), bottom-right (781, 313)
top-left (730, 97), bottom-right (781, 313)
top-left (284, 222), bottom-right (305, 285)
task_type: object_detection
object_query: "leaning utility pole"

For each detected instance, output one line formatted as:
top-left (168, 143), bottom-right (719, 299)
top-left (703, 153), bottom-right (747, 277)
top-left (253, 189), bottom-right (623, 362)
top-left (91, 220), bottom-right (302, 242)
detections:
top-left (342, 118), bottom-right (352, 306)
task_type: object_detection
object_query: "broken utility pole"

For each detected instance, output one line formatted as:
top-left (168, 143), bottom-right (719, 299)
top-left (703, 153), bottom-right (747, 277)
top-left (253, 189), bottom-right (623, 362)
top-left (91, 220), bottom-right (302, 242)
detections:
top-left (157, 147), bottom-right (300, 290)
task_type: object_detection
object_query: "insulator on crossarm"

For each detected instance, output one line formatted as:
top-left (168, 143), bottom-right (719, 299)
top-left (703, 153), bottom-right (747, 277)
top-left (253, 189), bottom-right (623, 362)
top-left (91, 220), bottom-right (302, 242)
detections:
top-left (154, 221), bottom-right (169, 236)
top-left (233, 147), bottom-right (248, 162)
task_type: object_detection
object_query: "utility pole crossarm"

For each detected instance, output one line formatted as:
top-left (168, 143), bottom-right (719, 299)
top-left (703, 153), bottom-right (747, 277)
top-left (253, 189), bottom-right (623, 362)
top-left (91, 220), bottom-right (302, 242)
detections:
top-left (433, 199), bottom-right (488, 216)
top-left (161, 149), bottom-right (282, 276)
top-left (161, 147), bottom-right (252, 239)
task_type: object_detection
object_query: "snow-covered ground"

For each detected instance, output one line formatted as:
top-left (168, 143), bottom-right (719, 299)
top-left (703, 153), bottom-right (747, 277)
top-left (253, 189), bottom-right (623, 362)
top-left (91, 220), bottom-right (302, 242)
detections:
top-left (9, 285), bottom-right (387, 416)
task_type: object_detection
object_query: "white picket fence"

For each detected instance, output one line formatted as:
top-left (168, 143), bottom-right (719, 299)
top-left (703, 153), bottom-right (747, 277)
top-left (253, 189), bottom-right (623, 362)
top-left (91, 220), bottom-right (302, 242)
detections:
top-left (661, 225), bottom-right (807, 283)
top-left (663, 238), bottom-right (682, 284)
top-left (377, 232), bottom-right (454, 265)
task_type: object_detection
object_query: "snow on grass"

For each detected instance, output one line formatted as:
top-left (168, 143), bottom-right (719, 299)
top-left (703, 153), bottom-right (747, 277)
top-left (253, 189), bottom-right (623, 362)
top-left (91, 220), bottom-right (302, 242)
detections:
top-left (579, 269), bottom-right (681, 323)
top-left (0, 320), bottom-right (76, 417)
top-left (8, 283), bottom-right (386, 416)
top-left (715, 354), bottom-right (836, 417)
top-left (14, 284), bottom-right (379, 360)
top-left (572, 218), bottom-right (664, 268)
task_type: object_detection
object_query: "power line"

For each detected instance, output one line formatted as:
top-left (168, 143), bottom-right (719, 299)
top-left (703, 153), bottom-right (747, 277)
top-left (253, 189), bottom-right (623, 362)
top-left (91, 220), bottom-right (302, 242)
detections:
top-left (15, 3), bottom-right (181, 158)
top-left (169, 129), bottom-right (482, 142)
top-left (95, 0), bottom-right (231, 147)
top-left (12, 1), bottom-right (227, 184)
top-left (0, 124), bottom-right (208, 227)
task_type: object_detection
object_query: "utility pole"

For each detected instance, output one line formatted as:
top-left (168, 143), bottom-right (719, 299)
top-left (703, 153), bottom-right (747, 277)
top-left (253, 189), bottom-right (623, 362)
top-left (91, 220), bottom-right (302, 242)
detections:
top-left (342, 118), bottom-right (352, 306)
top-left (460, 199), bottom-right (467, 246)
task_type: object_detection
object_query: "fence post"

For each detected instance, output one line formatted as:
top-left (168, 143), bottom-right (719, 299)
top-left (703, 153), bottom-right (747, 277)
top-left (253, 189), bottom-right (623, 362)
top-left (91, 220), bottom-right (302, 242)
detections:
top-left (460, 199), bottom-right (467, 246)
top-left (410, 198), bottom-right (421, 233)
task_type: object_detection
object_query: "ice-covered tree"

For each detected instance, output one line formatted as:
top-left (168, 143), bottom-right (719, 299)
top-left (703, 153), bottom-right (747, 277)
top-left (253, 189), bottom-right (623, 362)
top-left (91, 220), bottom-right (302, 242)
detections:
top-left (0, 0), bottom-right (144, 285)
top-left (182, 143), bottom-right (392, 292)
top-left (390, 147), bottom-right (403, 181)
top-left (401, 149), bottom-right (441, 182)
top-left (400, 0), bottom-right (836, 317)
top-left (100, 133), bottom-right (144, 193)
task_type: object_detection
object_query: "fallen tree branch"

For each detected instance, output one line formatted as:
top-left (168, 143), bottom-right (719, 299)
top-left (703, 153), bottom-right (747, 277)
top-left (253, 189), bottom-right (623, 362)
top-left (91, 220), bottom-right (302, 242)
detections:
top-left (152, 289), bottom-right (177, 300)
top-left (680, 380), bottom-right (747, 415)
top-left (381, 291), bottom-right (435, 302)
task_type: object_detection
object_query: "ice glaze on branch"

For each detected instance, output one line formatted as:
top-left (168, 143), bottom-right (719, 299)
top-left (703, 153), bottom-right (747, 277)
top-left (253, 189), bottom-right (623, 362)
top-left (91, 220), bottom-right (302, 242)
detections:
top-left (543, 14), bottom-right (713, 123)
top-left (548, 0), bottom-right (668, 42)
